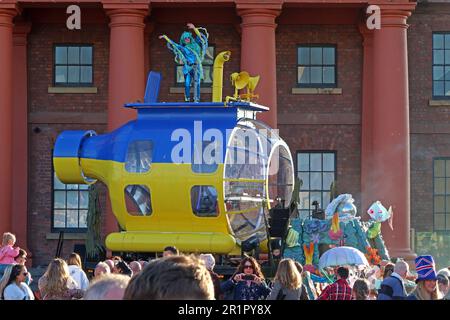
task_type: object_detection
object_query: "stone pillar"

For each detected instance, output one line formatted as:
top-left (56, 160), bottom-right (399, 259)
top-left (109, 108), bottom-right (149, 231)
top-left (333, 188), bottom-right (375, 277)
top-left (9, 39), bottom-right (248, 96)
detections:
top-left (0, 8), bottom-right (17, 235)
top-left (370, 5), bottom-right (416, 260)
top-left (237, 6), bottom-right (280, 128)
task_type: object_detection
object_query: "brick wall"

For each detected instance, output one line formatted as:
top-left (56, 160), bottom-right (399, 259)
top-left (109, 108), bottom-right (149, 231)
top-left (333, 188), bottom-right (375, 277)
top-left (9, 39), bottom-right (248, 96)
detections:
top-left (27, 21), bottom-right (109, 266)
top-left (276, 24), bottom-right (363, 208)
top-left (408, 3), bottom-right (450, 232)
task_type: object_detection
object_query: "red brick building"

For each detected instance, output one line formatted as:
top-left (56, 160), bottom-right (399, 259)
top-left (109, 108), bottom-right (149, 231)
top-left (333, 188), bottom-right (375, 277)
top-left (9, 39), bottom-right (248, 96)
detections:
top-left (0, 0), bottom-right (449, 267)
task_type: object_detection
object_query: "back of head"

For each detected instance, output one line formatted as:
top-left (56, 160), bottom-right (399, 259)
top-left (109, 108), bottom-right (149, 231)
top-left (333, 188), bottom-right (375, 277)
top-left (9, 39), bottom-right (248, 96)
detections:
top-left (129, 261), bottom-right (142, 275)
top-left (2, 232), bottom-right (15, 246)
top-left (0, 265), bottom-right (15, 299)
top-left (123, 255), bottom-right (214, 300)
top-left (42, 258), bottom-right (72, 294)
top-left (353, 279), bottom-right (370, 300)
top-left (67, 252), bottom-right (82, 268)
top-left (394, 260), bottom-right (409, 277)
top-left (337, 266), bottom-right (349, 280)
top-left (163, 246), bottom-right (179, 256)
top-left (274, 258), bottom-right (302, 290)
top-left (437, 274), bottom-right (449, 286)
top-left (199, 254), bottom-right (215, 271)
top-left (383, 263), bottom-right (395, 278)
top-left (84, 274), bottom-right (130, 300)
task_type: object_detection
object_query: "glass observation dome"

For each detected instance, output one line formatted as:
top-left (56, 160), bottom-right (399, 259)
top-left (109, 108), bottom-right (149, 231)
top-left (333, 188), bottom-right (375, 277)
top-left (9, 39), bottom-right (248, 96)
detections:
top-left (224, 119), bottom-right (294, 244)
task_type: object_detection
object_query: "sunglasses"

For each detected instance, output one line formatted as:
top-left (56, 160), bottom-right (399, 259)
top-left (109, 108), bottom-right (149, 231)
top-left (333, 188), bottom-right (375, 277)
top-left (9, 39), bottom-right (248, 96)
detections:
top-left (244, 265), bottom-right (253, 269)
top-left (22, 272), bottom-right (28, 276)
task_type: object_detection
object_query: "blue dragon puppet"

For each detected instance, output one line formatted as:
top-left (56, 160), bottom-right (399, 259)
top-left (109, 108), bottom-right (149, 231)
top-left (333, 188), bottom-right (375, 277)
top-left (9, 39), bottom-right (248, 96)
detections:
top-left (159, 23), bottom-right (209, 102)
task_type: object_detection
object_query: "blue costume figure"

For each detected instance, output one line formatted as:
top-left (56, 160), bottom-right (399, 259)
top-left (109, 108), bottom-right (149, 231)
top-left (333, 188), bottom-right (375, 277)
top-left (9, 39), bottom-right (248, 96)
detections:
top-left (159, 23), bottom-right (209, 102)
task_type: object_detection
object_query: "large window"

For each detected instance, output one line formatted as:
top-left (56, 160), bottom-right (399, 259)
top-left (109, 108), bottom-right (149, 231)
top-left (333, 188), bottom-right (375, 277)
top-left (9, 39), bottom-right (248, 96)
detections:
top-left (297, 151), bottom-right (336, 219)
top-left (53, 173), bottom-right (89, 232)
top-left (176, 46), bottom-right (214, 86)
top-left (297, 45), bottom-right (336, 87)
top-left (433, 33), bottom-right (450, 99)
top-left (433, 158), bottom-right (450, 231)
top-left (54, 45), bottom-right (93, 86)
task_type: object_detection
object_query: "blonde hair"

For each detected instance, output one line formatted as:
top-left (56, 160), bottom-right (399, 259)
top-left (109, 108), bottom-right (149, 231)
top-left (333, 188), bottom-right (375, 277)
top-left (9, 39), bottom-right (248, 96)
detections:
top-left (40, 258), bottom-right (77, 298)
top-left (412, 281), bottom-right (442, 300)
top-left (0, 265), bottom-right (14, 299)
top-left (84, 274), bottom-right (130, 300)
top-left (273, 259), bottom-right (302, 290)
top-left (2, 232), bottom-right (16, 246)
top-left (67, 252), bottom-right (82, 268)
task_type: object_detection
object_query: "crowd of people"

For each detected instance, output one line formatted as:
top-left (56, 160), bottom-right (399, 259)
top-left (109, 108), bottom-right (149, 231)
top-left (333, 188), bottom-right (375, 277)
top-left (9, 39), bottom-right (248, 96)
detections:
top-left (1, 232), bottom-right (449, 300)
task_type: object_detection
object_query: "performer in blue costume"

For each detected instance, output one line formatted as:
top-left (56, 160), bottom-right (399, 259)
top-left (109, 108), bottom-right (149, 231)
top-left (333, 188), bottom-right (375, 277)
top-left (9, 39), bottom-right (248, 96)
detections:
top-left (159, 23), bottom-right (209, 102)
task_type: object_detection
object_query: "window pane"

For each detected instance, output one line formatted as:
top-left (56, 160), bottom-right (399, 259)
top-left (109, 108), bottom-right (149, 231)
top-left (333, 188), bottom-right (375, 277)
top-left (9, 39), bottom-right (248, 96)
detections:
top-left (446, 160), bottom-right (450, 176)
top-left (310, 172), bottom-right (322, 190)
top-left (322, 192), bottom-right (331, 210)
top-left (67, 191), bottom-right (79, 208)
top-left (323, 47), bottom-right (335, 65)
top-left (445, 81), bottom-right (450, 96)
top-left (435, 196), bottom-right (445, 212)
top-left (299, 192), bottom-right (309, 209)
top-left (310, 154), bottom-right (322, 171)
top-left (79, 184), bottom-right (89, 190)
top-left (54, 191), bottom-right (66, 209)
top-left (311, 67), bottom-right (322, 83)
top-left (310, 192), bottom-right (321, 209)
top-left (435, 178), bottom-right (445, 194)
top-left (54, 210), bottom-right (66, 228)
top-left (298, 153), bottom-right (309, 171)
top-left (66, 210), bottom-right (79, 228)
top-left (55, 47), bottom-right (67, 64)
top-left (433, 66), bottom-right (444, 81)
top-left (202, 65), bottom-right (213, 84)
top-left (446, 215), bottom-right (450, 230)
top-left (323, 153), bottom-right (335, 171)
top-left (68, 47), bottom-right (80, 64)
top-left (323, 172), bottom-right (334, 191)
top-left (79, 210), bottom-right (88, 228)
top-left (68, 66), bottom-right (80, 83)
top-left (66, 184), bottom-right (78, 190)
top-left (299, 210), bottom-right (310, 219)
top-left (204, 46), bottom-right (214, 65)
top-left (323, 67), bottom-right (335, 84)
top-left (446, 178), bottom-right (450, 194)
top-left (55, 66), bottom-right (67, 83)
top-left (446, 52), bottom-right (450, 66)
top-left (298, 172), bottom-right (309, 190)
top-left (80, 66), bottom-right (92, 83)
top-left (434, 214), bottom-right (445, 231)
top-left (298, 47), bottom-right (310, 65)
top-left (125, 185), bottom-right (152, 216)
top-left (176, 66), bottom-right (185, 83)
top-left (434, 50), bottom-right (444, 64)
top-left (434, 160), bottom-right (445, 177)
top-left (79, 191), bottom-right (89, 209)
top-left (311, 47), bottom-right (322, 65)
top-left (54, 174), bottom-right (65, 190)
top-left (433, 34), bottom-right (444, 49)
top-left (191, 186), bottom-right (218, 217)
top-left (446, 35), bottom-right (450, 49)
top-left (446, 196), bottom-right (450, 211)
top-left (80, 47), bottom-right (92, 64)
top-left (125, 140), bottom-right (153, 173)
top-left (434, 81), bottom-right (444, 96)
top-left (298, 66), bottom-right (310, 84)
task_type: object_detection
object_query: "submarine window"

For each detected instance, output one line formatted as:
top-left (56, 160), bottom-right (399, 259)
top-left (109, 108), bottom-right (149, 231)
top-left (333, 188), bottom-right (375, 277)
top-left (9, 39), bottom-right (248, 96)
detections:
top-left (192, 141), bottom-right (218, 174)
top-left (125, 185), bottom-right (152, 216)
top-left (125, 140), bottom-right (153, 173)
top-left (191, 186), bottom-right (219, 217)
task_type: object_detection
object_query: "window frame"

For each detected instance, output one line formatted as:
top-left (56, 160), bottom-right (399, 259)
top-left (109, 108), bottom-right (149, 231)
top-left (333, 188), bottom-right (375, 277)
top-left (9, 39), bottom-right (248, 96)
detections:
top-left (432, 32), bottom-right (450, 100)
top-left (53, 43), bottom-right (94, 87)
top-left (190, 185), bottom-right (219, 217)
top-left (432, 157), bottom-right (450, 232)
top-left (174, 44), bottom-right (215, 87)
top-left (51, 168), bottom-right (89, 233)
top-left (296, 44), bottom-right (337, 88)
top-left (295, 150), bottom-right (337, 219)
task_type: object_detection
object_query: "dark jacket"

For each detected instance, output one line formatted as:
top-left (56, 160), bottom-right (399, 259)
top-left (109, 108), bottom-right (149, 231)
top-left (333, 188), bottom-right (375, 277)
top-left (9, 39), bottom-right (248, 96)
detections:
top-left (221, 278), bottom-right (271, 300)
top-left (377, 273), bottom-right (407, 300)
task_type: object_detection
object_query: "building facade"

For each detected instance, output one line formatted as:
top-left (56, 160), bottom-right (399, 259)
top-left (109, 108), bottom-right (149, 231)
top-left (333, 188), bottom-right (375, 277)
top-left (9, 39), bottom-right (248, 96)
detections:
top-left (0, 0), bottom-right (449, 267)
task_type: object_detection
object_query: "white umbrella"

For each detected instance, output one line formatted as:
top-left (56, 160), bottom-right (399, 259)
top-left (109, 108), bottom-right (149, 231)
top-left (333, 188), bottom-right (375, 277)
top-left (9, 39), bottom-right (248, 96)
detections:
top-left (319, 246), bottom-right (369, 270)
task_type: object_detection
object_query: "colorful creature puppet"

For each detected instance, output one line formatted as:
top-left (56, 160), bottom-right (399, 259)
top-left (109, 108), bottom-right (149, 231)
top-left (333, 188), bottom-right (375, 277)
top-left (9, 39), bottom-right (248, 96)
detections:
top-left (328, 212), bottom-right (343, 241)
top-left (159, 23), bottom-right (209, 102)
top-left (325, 194), bottom-right (358, 222)
top-left (366, 201), bottom-right (393, 238)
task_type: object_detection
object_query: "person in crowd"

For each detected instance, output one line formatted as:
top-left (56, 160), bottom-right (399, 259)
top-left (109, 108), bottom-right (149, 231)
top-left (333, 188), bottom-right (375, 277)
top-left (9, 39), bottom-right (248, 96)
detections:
top-left (377, 260), bottom-right (409, 300)
top-left (0, 265), bottom-right (14, 299)
top-left (0, 232), bottom-right (20, 276)
top-left (139, 260), bottom-right (149, 270)
top-left (38, 258), bottom-right (84, 300)
top-left (129, 261), bottom-right (142, 277)
top-left (221, 256), bottom-right (271, 300)
top-left (104, 259), bottom-right (115, 273)
top-left (408, 255), bottom-right (442, 300)
top-left (114, 260), bottom-right (133, 277)
top-left (352, 278), bottom-right (370, 300)
top-left (317, 266), bottom-right (352, 300)
top-left (14, 249), bottom-right (32, 285)
top-left (200, 253), bottom-right (222, 299)
top-left (295, 261), bottom-right (314, 300)
top-left (94, 261), bottom-right (111, 279)
top-left (1, 264), bottom-right (34, 300)
top-left (163, 246), bottom-right (179, 258)
top-left (437, 274), bottom-right (449, 300)
top-left (267, 258), bottom-right (305, 300)
top-left (67, 252), bottom-right (89, 290)
top-left (382, 262), bottom-right (395, 280)
top-left (84, 274), bottom-right (130, 300)
top-left (123, 254), bottom-right (214, 300)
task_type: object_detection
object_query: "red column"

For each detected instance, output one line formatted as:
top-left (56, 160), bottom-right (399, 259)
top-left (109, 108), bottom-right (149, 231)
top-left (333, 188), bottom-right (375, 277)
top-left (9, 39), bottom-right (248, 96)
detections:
top-left (0, 8), bottom-right (17, 236)
top-left (237, 7), bottom-right (280, 128)
top-left (104, 6), bottom-right (148, 235)
top-left (12, 22), bottom-right (31, 253)
top-left (370, 5), bottom-right (416, 260)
